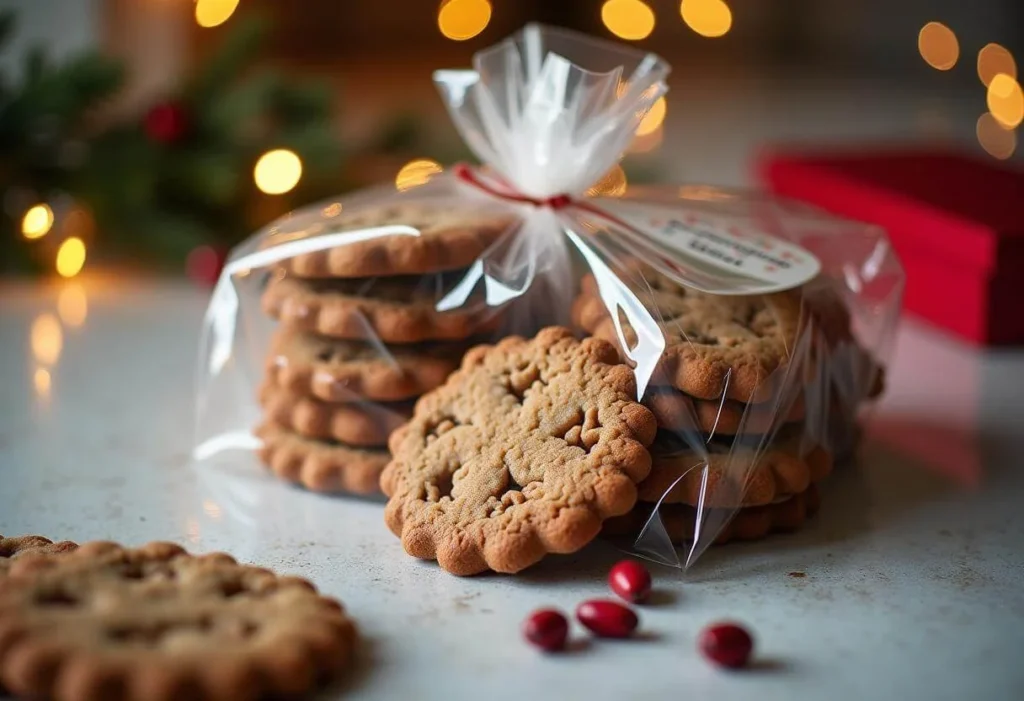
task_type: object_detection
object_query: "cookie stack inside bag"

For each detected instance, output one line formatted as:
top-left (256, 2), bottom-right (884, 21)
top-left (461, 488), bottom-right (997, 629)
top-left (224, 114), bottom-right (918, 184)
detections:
top-left (255, 203), bottom-right (515, 496)
top-left (573, 269), bottom-right (878, 546)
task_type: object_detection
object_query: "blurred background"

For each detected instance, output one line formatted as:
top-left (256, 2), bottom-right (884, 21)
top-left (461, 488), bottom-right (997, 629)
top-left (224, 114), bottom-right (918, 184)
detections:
top-left (1, 0), bottom-right (1021, 282)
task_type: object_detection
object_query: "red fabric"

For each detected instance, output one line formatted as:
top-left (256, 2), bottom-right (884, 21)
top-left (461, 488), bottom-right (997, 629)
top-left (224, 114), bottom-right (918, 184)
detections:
top-left (758, 148), bottom-right (1024, 345)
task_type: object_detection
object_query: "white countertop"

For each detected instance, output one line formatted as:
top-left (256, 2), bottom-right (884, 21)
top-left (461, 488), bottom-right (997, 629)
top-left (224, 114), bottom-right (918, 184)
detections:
top-left (2, 275), bottom-right (1023, 701)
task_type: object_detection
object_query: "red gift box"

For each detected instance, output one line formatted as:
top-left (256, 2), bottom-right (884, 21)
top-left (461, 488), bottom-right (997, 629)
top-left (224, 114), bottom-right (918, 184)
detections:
top-left (758, 148), bottom-right (1024, 346)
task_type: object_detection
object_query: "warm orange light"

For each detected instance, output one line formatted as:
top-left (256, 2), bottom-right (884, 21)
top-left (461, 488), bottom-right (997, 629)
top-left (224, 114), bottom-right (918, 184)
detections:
top-left (203, 500), bottom-right (223, 520)
top-left (636, 97), bottom-right (666, 136)
top-left (322, 202), bottom-right (343, 218)
top-left (57, 283), bottom-right (88, 328)
top-left (33, 367), bottom-right (51, 400)
top-left (987, 73), bottom-right (1024, 129)
top-left (438, 0), bottom-right (491, 41)
top-left (55, 237), bottom-right (86, 278)
top-left (31, 314), bottom-right (63, 366)
top-left (195, 0), bottom-right (239, 28)
top-left (601, 0), bottom-right (656, 41)
top-left (977, 43), bottom-right (1017, 87)
top-left (679, 185), bottom-right (734, 201)
top-left (629, 126), bottom-right (664, 153)
top-left (21, 204), bottom-right (53, 240)
top-left (918, 22), bottom-right (959, 71)
top-left (976, 112), bottom-right (1016, 160)
top-left (587, 165), bottom-right (628, 197)
top-left (680, 0), bottom-right (732, 39)
top-left (395, 159), bottom-right (443, 191)
top-left (254, 149), bottom-right (302, 195)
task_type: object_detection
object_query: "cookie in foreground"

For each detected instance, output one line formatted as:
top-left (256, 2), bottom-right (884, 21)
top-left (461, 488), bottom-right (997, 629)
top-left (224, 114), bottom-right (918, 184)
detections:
top-left (381, 326), bottom-right (657, 576)
top-left (0, 541), bottom-right (356, 701)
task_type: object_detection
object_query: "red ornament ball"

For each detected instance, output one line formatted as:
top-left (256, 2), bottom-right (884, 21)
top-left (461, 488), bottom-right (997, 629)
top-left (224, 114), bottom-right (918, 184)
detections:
top-left (144, 102), bottom-right (189, 144)
top-left (523, 609), bottom-right (569, 652)
top-left (608, 559), bottom-right (652, 603)
top-left (698, 622), bottom-right (754, 668)
top-left (186, 245), bottom-right (226, 287)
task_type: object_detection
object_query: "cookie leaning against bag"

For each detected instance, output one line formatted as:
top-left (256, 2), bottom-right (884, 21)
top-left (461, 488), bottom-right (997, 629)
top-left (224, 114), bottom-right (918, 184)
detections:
top-left (380, 326), bottom-right (658, 576)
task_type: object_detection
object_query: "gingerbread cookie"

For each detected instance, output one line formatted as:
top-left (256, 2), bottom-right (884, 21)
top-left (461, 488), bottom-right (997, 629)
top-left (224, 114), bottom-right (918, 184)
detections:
top-left (381, 327), bottom-right (658, 576)
top-left (0, 536), bottom-right (77, 576)
top-left (603, 485), bottom-right (820, 545)
top-left (0, 541), bottom-right (355, 701)
top-left (644, 387), bottom-right (805, 436)
top-left (260, 383), bottom-right (412, 447)
top-left (256, 422), bottom-right (389, 495)
top-left (636, 433), bottom-right (831, 508)
top-left (262, 272), bottom-right (502, 343)
top-left (272, 201), bottom-right (516, 278)
top-left (573, 271), bottom-right (804, 402)
top-left (265, 331), bottom-right (465, 402)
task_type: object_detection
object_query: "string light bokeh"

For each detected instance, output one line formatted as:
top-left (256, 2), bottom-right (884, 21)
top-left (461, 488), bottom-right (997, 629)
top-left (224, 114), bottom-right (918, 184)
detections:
top-left (587, 165), bottom-right (628, 197)
top-left (601, 0), bottom-right (656, 41)
top-left (254, 149), bottom-right (303, 195)
top-left (438, 0), bottom-right (492, 41)
top-left (680, 0), bottom-right (733, 39)
top-left (918, 22), bottom-right (959, 71)
top-left (977, 43), bottom-right (1016, 87)
top-left (55, 237), bottom-right (87, 278)
top-left (976, 113), bottom-right (1017, 159)
top-left (21, 204), bottom-right (53, 240)
top-left (195, 0), bottom-right (239, 28)
top-left (396, 159), bottom-right (443, 191)
top-left (987, 74), bottom-right (1024, 129)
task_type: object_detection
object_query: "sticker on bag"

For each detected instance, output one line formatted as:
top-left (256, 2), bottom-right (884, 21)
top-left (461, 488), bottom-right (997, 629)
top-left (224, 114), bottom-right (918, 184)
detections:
top-left (594, 200), bottom-right (821, 296)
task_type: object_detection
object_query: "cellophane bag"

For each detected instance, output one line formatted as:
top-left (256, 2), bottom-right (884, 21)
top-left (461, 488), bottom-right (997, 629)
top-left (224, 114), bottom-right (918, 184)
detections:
top-left (194, 24), bottom-right (903, 570)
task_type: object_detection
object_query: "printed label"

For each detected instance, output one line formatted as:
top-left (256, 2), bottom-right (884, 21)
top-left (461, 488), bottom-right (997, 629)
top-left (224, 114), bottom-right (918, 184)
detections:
top-left (599, 201), bottom-right (822, 295)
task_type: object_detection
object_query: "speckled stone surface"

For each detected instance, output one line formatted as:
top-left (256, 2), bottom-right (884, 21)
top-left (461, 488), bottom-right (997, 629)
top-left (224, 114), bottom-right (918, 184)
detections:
top-left (1, 276), bottom-right (1023, 701)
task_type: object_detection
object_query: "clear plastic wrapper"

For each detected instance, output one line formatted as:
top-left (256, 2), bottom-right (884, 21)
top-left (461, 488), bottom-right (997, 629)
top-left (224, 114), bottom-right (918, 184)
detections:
top-left (194, 24), bottom-right (903, 570)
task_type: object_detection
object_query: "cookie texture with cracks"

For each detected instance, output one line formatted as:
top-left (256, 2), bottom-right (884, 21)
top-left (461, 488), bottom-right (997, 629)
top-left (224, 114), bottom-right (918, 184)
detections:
top-left (0, 536), bottom-right (77, 576)
top-left (573, 271), bottom-right (804, 402)
top-left (381, 327), bottom-right (657, 576)
top-left (0, 541), bottom-right (356, 701)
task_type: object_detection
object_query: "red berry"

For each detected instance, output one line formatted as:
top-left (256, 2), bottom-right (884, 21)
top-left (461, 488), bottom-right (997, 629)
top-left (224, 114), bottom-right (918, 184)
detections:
top-left (576, 599), bottom-right (638, 638)
top-left (698, 622), bottom-right (754, 668)
top-left (523, 609), bottom-right (569, 652)
top-left (608, 559), bottom-right (652, 603)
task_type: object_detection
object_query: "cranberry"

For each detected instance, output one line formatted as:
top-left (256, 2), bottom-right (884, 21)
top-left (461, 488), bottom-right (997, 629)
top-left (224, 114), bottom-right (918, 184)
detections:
top-left (576, 599), bottom-right (638, 638)
top-left (523, 609), bottom-right (569, 651)
top-left (698, 622), bottom-right (754, 668)
top-left (608, 559), bottom-right (652, 603)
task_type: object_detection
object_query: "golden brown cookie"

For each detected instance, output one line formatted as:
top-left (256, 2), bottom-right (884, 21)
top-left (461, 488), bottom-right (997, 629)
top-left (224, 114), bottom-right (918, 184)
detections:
top-left (262, 271), bottom-right (503, 343)
top-left (265, 330), bottom-right (465, 402)
top-left (381, 327), bottom-right (658, 576)
top-left (573, 271), bottom-right (804, 402)
top-left (272, 201), bottom-right (516, 278)
top-left (644, 387), bottom-right (805, 436)
top-left (256, 422), bottom-right (389, 496)
top-left (0, 541), bottom-right (355, 701)
top-left (603, 485), bottom-right (820, 545)
top-left (259, 383), bottom-right (412, 448)
top-left (0, 536), bottom-right (77, 577)
top-left (636, 433), bottom-right (832, 508)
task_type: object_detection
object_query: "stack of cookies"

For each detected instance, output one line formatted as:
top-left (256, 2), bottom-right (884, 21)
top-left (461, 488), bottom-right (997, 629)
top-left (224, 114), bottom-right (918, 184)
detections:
top-left (573, 269), bottom-right (876, 546)
top-left (254, 202), bottom-right (515, 496)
